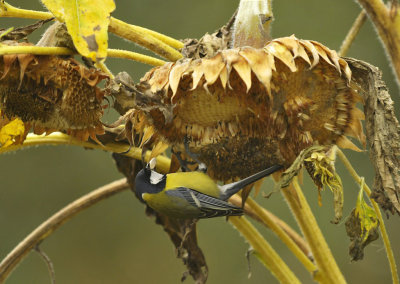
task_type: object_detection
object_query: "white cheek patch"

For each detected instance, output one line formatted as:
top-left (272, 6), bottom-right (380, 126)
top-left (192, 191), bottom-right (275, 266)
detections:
top-left (150, 171), bottom-right (165, 185)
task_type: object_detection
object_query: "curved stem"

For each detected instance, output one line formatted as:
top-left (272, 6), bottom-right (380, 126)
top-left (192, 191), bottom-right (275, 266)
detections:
top-left (109, 19), bottom-right (183, 50)
top-left (337, 149), bottom-right (399, 284)
top-left (108, 17), bottom-right (182, 61)
top-left (0, 45), bottom-right (166, 66)
top-left (34, 245), bottom-right (56, 284)
top-left (0, 45), bottom-right (74, 56)
top-left (0, 132), bottom-right (171, 173)
top-left (94, 61), bottom-right (114, 78)
top-left (282, 179), bottom-right (346, 283)
top-left (229, 195), bottom-right (312, 258)
top-left (229, 216), bottom-right (301, 284)
top-left (0, 178), bottom-right (129, 283)
top-left (107, 49), bottom-right (166, 66)
top-left (0, 1), bottom-right (52, 20)
top-left (339, 10), bottom-right (367, 57)
top-left (244, 197), bottom-right (316, 273)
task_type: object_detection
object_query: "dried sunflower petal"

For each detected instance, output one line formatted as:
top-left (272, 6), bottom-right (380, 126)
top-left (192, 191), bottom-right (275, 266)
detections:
top-left (0, 41), bottom-right (108, 141)
top-left (117, 36), bottom-right (365, 180)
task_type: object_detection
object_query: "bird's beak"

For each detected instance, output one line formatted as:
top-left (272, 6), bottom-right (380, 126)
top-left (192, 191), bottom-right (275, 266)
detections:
top-left (149, 158), bottom-right (157, 170)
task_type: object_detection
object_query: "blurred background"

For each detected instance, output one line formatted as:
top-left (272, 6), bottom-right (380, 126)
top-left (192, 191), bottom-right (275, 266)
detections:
top-left (1, 0), bottom-right (400, 283)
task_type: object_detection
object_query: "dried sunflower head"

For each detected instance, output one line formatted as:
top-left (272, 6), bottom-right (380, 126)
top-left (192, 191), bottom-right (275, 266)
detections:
top-left (0, 40), bottom-right (109, 142)
top-left (118, 35), bottom-right (365, 180)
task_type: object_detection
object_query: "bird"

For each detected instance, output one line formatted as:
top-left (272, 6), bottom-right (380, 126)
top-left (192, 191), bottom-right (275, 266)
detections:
top-left (135, 158), bottom-right (283, 219)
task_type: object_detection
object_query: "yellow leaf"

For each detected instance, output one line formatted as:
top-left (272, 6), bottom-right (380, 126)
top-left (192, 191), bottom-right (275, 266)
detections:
top-left (0, 116), bottom-right (25, 148)
top-left (304, 146), bottom-right (344, 223)
top-left (41, 0), bottom-right (116, 61)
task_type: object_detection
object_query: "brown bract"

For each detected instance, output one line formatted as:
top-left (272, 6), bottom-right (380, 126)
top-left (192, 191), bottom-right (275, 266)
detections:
top-left (121, 35), bottom-right (365, 180)
top-left (0, 41), bottom-right (108, 142)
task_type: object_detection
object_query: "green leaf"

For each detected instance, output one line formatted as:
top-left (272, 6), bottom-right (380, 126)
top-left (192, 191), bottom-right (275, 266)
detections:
top-left (41, 0), bottom-right (115, 61)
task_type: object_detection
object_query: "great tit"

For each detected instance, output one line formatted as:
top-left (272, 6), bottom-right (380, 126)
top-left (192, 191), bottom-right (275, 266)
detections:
top-left (135, 158), bottom-right (283, 219)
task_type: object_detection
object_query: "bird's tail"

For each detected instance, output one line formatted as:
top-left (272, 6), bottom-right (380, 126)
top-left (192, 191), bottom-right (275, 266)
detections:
top-left (219, 164), bottom-right (283, 200)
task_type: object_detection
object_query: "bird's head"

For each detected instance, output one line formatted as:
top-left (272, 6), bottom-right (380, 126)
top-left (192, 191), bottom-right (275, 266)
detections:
top-left (135, 158), bottom-right (166, 202)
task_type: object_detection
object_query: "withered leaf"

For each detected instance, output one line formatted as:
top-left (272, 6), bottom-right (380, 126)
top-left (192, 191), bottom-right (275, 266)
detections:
top-left (0, 19), bottom-right (53, 41)
top-left (280, 145), bottom-right (327, 188)
top-left (347, 58), bottom-right (400, 215)
top-left (345, 182), bottom-right (379, 261)
top-left (304, 147), bottom-right (344, 224)
top-left (281, 145), bottom-right (344, 223)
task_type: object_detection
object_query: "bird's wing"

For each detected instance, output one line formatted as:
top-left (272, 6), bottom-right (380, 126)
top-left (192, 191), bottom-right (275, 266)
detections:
top-left (166, 187), bottom-right (243, 218)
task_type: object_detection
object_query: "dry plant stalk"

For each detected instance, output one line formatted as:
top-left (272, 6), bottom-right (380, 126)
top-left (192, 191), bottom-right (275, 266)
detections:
top-left (356, 0), bottom-right (400, 84)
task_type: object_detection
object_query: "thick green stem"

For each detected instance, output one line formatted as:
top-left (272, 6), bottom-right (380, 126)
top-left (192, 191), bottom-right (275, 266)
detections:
top-left (282, 179), bottom-right (346, 284)
top-left (229, 216), bottom-right (301, 284)
top-left (337, 149), bottom-right (399, 284)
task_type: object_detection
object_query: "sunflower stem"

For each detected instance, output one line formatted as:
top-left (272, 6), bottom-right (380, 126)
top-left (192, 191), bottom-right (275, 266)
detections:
top-left (94, 61), bottom-right (114, 78)
top-left (0, 45), bottom-right (166, 66)
top-left (229, 195), bottom-right (312, 258)
top-left (338, 10), bottom-right (367, 57)
top-left (107, 49), bottom-right (166, 66)
top-left (337, 149), bottom-right (399, 284)
top-left (108, 18), bottom-right (183, 50)
top-left (0, 1), bottom-right (52, 20)
top-left (244, 197), bottom-right (317, 273)
top-left (282, 178), bottom-right (346, 283)
top-left (0, 132), bottom-right (171, 173)
top-left (231, 0), bottom-right (273, 48)
top-left (0, 45), bottom-right (74, 56)
top-left (229, 216), bottom-right (301, 284)
top-left (108, 17), bottom-right (182, 61)
top-left (356, 0), bottom-right (400, 85)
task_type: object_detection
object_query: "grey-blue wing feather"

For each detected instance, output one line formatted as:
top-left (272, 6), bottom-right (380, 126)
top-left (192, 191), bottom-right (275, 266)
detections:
top-left (166, 187), bottom-right (243, 218)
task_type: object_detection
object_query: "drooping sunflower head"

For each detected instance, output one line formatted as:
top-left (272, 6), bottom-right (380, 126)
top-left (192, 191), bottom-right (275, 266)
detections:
top-left (0, 40), bottom-right (109, 143)
top-left (118, 35), bottom-right (365, 180)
